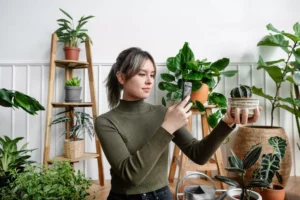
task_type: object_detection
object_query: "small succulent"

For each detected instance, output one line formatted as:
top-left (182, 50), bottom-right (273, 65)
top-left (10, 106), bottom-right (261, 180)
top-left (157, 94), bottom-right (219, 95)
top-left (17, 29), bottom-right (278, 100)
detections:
top-left (230, 85), bottom-right (252, 98)
top-left (65, 77), bottom-right (81, 87)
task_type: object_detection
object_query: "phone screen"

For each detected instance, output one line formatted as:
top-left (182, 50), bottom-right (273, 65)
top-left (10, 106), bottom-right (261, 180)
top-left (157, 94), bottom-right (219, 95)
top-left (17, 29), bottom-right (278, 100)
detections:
top-left (182, 81), bottom-right (192, 101)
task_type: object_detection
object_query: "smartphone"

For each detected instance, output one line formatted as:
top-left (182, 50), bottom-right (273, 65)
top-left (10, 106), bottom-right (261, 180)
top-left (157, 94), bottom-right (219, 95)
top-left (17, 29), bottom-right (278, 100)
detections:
top-left (182, 81), bottom-right (192, 101)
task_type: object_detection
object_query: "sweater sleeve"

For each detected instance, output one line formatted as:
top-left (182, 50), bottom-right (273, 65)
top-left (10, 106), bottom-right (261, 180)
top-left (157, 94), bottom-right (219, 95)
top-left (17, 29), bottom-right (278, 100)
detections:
top-left (94, 116), bottom-right (174, 186)
top-left (172, 120), bottom-right (235, 165)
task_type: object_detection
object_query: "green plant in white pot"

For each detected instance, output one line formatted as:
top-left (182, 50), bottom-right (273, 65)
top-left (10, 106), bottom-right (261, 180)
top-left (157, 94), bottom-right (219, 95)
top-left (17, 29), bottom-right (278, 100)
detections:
top-left (51, 110), bottom-right (94, 159)
top-left (65, 77), bottom-right (82, 102)
top-left (55, 8), bottom-right (94, 60)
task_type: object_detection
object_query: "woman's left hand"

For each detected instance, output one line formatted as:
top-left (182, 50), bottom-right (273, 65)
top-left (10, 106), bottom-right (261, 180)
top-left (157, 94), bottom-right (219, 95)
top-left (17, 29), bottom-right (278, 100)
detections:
top-left (222, 106), bottom-right (262, 126)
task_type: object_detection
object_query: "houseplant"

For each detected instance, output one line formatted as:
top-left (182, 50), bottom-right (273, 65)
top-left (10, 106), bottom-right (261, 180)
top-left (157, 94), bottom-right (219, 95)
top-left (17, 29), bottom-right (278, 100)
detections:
top-left (254, 136), bottom-right (287, 200)
top-left (55, 8), bottom-right (94, 60)
top-left (0, 136), bottom-right (35, 187)
top-left (232, 23), bottom-right (296, 186)
top-left (215, 143), bottom-right (269, 200)
top-left (0, 88), bottom-right (45, 115)
top-left (159, 42), bottom-right (238, 128)
top-left (228, 85), bottom-right (259, 118)
top-left (65, 76), bottom-right (82, 102)
top-left (51, 110), bottom-right (94, 159)
top-left (0, 161), bottom-right (94, 199)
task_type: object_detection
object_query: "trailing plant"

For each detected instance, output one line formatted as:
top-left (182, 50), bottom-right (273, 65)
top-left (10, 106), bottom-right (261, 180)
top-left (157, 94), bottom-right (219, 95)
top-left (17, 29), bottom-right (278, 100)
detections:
top-left (0, 161), bottom-right (94, 199)
top-left (159, 42), bottom-right (238, 128)
top-left (253, 22), bottom-right (300, 130)
top-left (253, 136), bottom-right (287, 188)
top-left (0, 88), bottom-right (45, 115)
top-left (215, 143), bottom-right (269, 200)
top-left (65, 77), bottom-right (81, 86)
top-left (55, 8), bottom-right (94, 47)
top-left (51, 110), bottom-right (94, 141)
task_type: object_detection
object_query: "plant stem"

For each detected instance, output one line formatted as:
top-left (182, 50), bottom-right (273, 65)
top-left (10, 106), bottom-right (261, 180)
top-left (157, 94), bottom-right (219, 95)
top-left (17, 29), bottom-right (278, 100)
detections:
top-left (270, 43), bottom-right (296, 126)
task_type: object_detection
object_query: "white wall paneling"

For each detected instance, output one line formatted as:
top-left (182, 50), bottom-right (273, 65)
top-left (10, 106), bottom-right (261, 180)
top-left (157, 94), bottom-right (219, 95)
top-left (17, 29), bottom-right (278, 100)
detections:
top-left (0, 62), bottom-right (299, 179)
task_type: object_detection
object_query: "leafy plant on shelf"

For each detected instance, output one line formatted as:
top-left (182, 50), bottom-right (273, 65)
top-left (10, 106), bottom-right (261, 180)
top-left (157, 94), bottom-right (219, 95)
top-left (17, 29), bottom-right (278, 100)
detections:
top-left (65, 77), bottom-right (81, 86)
top-left (0, 88), bottom-right (45, 115)
top-left (55, 8), bottom-right (94, 47)
top-left (215, 143), bottom-right (269, 200)
top-left (51, 110), bottom-right (94, 141)
top-left (254, 22), bottom-right (300, 149)
top-left (158, 42), bottom-right (238, 128)
top-left (0, 161), bottom-right (95, 199)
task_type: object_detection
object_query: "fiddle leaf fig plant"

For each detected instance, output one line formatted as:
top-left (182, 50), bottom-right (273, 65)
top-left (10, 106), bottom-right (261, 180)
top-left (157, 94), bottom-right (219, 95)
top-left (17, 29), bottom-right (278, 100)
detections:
top-left (159, 42), bottom-right (238, 128)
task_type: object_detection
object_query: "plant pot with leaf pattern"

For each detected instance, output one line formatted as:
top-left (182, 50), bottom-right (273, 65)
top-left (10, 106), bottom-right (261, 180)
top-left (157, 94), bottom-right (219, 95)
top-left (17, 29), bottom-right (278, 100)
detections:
top-left (55, 8), bottom-right (94, 61)
top-left (65, 77), bottom-right (82, 102)
top-left (51, 111), bottom-right (94, 159)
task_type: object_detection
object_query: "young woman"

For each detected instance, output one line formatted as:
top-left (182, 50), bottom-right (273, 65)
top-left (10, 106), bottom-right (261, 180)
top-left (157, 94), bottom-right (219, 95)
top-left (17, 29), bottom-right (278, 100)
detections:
top-left (95, 47), bottom-right (261, 200)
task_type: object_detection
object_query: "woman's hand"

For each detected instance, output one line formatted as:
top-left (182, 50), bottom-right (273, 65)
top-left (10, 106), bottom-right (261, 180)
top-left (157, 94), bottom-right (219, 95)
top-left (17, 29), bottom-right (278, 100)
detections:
top-left (222, 106), bottom-right (262, 126)
top-left (162, 96), bottom-right (193, 134)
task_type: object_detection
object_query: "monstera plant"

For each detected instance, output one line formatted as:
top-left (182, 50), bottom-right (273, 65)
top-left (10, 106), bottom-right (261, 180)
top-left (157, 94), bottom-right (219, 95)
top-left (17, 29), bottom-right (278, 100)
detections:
top-left (254, 22), bottom-right (300, 149)
top-left (0, 88), bottom-right (45, 115)
top-left (159, 42), bottom-right (238, 128)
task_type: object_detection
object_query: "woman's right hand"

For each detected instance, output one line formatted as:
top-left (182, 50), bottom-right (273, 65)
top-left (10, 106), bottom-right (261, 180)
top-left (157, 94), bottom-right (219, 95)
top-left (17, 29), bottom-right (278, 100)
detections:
top-left (161, 95), bottom-right (193, 134)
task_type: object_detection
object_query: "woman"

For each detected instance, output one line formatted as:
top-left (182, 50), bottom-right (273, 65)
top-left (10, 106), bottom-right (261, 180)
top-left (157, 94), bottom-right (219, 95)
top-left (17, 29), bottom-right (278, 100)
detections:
top-left (95, 47), bottom-right (261, 200)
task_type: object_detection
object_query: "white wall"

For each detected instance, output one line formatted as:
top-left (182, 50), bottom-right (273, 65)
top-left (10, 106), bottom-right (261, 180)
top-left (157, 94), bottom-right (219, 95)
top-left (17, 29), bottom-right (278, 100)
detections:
top-left (0, 0), bottom-right (300, 180)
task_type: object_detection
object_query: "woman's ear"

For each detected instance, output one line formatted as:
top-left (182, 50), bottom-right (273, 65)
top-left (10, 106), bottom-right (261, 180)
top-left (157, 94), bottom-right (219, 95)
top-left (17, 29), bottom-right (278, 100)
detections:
top-left (116, 71), bottom-right (125, 85)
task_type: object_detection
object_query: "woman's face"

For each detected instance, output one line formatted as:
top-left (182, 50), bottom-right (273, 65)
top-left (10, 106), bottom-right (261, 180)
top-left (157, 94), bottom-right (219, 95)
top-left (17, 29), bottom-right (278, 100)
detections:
top-left (118, 59), bottom-right (155, 101)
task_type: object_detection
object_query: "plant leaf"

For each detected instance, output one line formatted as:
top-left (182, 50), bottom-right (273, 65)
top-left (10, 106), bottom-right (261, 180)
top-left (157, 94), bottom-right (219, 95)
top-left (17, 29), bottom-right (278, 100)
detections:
top-left (214, 175), bottom-right (240, 187)
top-left (160, 73), bottom-right (175, 82)
top-left (252, 86), bottom-right (274, 101)
top-left (247, 179), bottom-right (270, 188)
top-left (243, 143), bottom-right (262, 170)
top-left (260, 153), bottom-right (280, 184)
top-left (210, 58), bottom-right (230, 71)
top-left (257, 34), bottom-right (289, 47)
top-left (293, 22), bottom-right (300, 37)
top-left (219, 70), bottom-right (238, 77)
top-left (59, 8), bottom-right (73, 20)
top-left (208, 92), bottom-right (227, 108)
top-left (268, 136), bottom-right (287, 161)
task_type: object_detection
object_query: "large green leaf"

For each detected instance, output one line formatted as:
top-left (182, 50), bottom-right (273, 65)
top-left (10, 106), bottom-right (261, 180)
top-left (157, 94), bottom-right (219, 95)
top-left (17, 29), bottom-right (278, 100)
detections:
top-left (166, 56), bottom-right (180, 72)
top-left (293, 48), bottom-right (300, 64)
top-left (207, 110), bottom-right (223, 128)
top-left (276, 103), bottom-right (300, 117)
top-left (251, 86), bottom-right (274, 101)
top-left (183, 72), bottom-right (203, 80)
top-left (195, 100), bottom-right (205, 112)
top-left (279, 97), bottom-right (300, 107)
top-left (191, 81), bottom-right (202, 91)
top-left (225, 167), bottom-right (245, 174)
top-left (214, 175), bottom-right (240, 187)
top-left (257, 34), bottom-right (289, 47)
top-left (210, 58), bottom-right (230, 71)
top-left (186, 61), bottom-right (199, 71)
top-left (243, 143), bottom-right (262, 170)
top-left (282, 32), bottom-right (300, 43)
top-left (260, 153), bottom-right (280, 184)
top-left (266, 23), bottom-right (281, 33)
top-left (228, 153), bottom-right (243, 170)
top-left (286, 75), bottom-right (296, 84)
top-left (59, 8), bottom-right (73, 20)
top-left (265, 59), bottom-right (286, 65)
top-left (208, 92), bottom-right (227, 108)
top-left (293, 22), bottom-right (300, 37)
top-left (259, 65), bottom-right (284, 83)
top-left (181, 42), bottom-right (194, 63)
top-left (160, 73), bottom-right (175, 82)
top-left (268, 136), bottom-right (287, 161)
top-left (158, 82), bottom-right (179, 92)
top-left (247, 179), bottom-right (270, 188)
top-left (0, 88), bottom-right (13, 107)
top-left (219, 70), bottom-right (238, 77)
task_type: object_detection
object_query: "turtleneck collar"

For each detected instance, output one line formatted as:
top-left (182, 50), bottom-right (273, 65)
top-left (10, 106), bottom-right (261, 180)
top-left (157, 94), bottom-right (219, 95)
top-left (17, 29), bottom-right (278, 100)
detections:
top-left (115, 99), bottom-right (150, 113)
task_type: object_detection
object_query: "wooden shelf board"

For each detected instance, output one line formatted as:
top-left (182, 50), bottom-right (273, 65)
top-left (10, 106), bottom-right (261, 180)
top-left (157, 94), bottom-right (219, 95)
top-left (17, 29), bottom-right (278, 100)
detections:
top-left (52, 102), bottom-right (93, 107)
top-left (48, 152), bottom-right (99, 163)
top-left (55, 60), bottom-right (89, 69)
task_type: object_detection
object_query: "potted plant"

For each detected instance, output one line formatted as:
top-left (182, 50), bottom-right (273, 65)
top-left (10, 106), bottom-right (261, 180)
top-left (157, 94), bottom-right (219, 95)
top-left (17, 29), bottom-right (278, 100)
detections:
top-left (51, 110), bottom-right (94, 159)
top-left (215, 143), bottom-right (269, 200)
top-left (252, 136), bottom-right (287, 200)
top-left (228, 85), bottom-right (259, 118)
top-left (55, 8), bottom-right (94, 60)
top-left (65, 77), bottom-right (82, 102)
top-left (0, 136), bottom-right (35, 187)
top-left (0, 88), bottom-right (45, 115)
top-left (0, 161), bottom-right (94, 199)
top-left (159, 42), bottom-right (238, 128)
top-left (232, 23), bottom-right (297, 186)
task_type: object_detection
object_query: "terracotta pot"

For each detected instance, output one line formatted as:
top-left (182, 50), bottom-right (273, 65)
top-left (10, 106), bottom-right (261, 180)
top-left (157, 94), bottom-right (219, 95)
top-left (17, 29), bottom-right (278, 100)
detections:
top-left (259, 185), bottom-right (285, 200)
top-left (190, 83), bottom-right (209, 104)
top-left (233, 126), bottom-right (292, 187)
top-left (64, 47), bottom-right (80, 60)
top-left (64, 139), bottom-right (84, 159)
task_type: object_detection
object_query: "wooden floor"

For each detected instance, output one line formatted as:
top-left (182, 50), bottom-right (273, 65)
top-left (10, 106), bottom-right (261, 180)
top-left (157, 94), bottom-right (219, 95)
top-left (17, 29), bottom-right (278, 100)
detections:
top-left (86, 176), bottom-right (300, 200)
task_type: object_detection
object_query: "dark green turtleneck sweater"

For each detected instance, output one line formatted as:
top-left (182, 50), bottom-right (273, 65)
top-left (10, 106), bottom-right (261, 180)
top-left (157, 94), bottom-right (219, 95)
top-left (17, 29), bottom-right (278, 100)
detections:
top-left (95, 99), bottom-right (234, 194)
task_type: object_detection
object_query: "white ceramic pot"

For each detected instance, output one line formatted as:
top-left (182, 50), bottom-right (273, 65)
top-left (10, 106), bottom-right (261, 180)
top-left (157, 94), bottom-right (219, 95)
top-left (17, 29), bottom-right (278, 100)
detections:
top-left (227, 188), bottom-right (262, 200)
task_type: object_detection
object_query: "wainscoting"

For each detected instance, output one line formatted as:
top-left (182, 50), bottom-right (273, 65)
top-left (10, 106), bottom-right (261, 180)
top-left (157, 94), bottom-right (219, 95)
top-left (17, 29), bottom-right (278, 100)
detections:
top-left (0, 61), bottom-right (299, 180)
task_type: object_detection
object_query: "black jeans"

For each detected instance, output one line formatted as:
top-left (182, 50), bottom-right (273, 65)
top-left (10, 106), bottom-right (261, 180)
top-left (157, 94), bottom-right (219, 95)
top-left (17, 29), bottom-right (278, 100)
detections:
top-left (107, 186), bottom-right (173, 200)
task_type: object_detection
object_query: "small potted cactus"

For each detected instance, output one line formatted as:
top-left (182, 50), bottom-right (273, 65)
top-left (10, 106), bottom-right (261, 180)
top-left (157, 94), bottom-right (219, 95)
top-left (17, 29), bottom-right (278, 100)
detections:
top-left (228, 85), bottom-right (259, 117)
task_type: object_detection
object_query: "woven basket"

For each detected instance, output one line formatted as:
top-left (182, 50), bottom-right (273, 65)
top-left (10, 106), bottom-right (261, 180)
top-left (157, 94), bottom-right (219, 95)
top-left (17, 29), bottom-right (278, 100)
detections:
top-left (64, 139), bottom-right (84, 159)
top-left (228, 98), bottom-right (259, 117)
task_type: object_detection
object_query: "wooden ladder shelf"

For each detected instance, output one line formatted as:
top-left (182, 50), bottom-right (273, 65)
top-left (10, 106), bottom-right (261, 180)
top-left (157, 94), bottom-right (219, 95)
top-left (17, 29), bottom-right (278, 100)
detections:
top-left (43, 33), bottom-right (105, 186)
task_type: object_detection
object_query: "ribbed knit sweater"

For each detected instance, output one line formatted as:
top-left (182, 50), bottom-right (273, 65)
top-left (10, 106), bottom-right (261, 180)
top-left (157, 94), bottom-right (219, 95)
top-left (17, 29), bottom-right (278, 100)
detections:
top-left (95, 99), bottom-right (234, 194)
